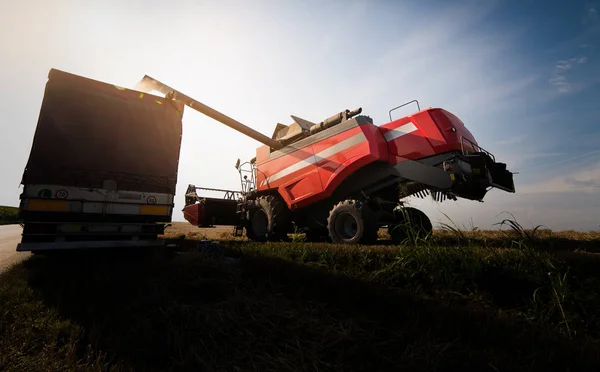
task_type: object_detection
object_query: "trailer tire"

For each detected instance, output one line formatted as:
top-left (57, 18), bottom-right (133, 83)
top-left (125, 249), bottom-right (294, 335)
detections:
top-left (388, 207), bottom-right (432, 244)
top-left (327, 200), bottom-right (378, 245)
top-left (246, 195), bottom-right (290, 242)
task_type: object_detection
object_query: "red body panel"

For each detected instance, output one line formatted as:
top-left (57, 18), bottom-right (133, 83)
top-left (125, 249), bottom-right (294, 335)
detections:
top-left (380, 114), bottom-right (439, 162)
top-left (380, 108), bottom-right (478, 163)
top-left (428, 109), bottom-right (478, 153)
top-left (255, 124), bottom-right (388, 209)
top-left (182, 203), bottom-right (204, 226)
top-left (254, 108), bottom-right (477, 210)
top-left (316, 124), bottom-right (388, 199)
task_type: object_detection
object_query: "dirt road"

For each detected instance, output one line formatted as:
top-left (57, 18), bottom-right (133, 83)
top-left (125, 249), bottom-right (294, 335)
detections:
top-left (0, 225), bottom-right (30, 273)
top-left (0, 222), bottom-right (233, 275)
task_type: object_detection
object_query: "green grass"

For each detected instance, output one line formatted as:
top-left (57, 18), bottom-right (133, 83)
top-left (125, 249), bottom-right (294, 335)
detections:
top-left (1, 226), bottom-right (600, 371)
top-left (0, 206), bottom-right (19, 225)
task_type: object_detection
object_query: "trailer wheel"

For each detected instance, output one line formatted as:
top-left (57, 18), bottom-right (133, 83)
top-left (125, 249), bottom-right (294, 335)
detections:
top-left (327, 200), bottom-right (378, 244)
top-left (388, 207), bottom-right (432, 244)
top-left (246, 195), bottom-right (290, 242)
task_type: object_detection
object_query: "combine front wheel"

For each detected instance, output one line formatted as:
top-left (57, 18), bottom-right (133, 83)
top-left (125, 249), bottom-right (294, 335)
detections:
top-left (246, 195), bottom-right (290, 242)
top-left (327, 200), bottom-right (378, 244)
top-left (388, 207), bottom-right (432, 244)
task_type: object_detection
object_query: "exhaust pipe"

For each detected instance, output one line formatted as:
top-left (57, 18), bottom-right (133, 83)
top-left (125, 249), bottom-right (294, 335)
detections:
top-left (309, 108), bottom-right (362, 135)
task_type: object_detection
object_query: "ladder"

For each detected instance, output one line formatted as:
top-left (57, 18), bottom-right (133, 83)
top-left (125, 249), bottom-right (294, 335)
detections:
top-left (233, 202), bottom-right (245, 237)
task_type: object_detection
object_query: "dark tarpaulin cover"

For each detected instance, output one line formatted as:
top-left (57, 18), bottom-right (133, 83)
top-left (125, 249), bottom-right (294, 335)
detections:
top-left (21, 69), bottom-right (184, 195)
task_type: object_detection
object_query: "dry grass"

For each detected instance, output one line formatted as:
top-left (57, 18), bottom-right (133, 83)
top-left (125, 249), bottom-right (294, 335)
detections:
top-left (1, 220), bottom-right (600, 371)
top-left (162, 222), bottom-right (243, 241)
top-left (164, 221), bottom-right (600, 251)
top-left (0, 206), bottom-right (19, 225)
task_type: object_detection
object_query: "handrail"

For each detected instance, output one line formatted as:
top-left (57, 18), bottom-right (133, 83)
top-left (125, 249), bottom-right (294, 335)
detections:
top-left (460, 136), bottom-right (495, 162)
top-left (388, 100), bottom-right (421, 121)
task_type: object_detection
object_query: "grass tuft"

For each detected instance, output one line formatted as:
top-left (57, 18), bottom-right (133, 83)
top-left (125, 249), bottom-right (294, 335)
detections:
top-left (494, 211), bottom-right (549, 245)
top-left (1, 219), bottom-right (600, 371)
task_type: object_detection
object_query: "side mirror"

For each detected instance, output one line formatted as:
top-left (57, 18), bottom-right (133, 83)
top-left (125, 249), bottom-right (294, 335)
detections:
top-left (235, 158), bottom-right (240, 169)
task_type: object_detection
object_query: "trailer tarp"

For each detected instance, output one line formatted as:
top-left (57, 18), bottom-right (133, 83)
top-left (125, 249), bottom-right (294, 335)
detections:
top-left (21, 69), bottom-right (184, 195)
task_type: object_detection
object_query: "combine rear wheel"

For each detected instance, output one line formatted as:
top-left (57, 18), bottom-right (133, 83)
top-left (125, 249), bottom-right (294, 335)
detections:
top-left (246, 195), bottom-right (290, 242)
top-left (327, 200), bottom-right (378, 244)
top-left (388, 207), bottom-right (432, 244)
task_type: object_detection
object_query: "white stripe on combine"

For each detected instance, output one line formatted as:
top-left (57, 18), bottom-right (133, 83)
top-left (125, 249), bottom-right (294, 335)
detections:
top-left (384, 122), bottom-right (418, 141)
top-left (261, 132), bottom-right (366, 187)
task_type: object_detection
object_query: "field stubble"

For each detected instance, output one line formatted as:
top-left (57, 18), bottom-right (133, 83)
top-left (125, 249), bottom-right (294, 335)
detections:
top-left (1, 220), bottom-right (600, 371)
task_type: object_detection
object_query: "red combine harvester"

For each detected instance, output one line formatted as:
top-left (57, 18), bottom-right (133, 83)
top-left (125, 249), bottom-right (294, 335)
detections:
top-left (136, 76), bottom-right (515, 244)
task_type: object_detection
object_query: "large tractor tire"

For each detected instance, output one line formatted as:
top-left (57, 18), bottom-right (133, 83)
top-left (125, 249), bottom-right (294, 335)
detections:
top-left (246, 195), bottom-right (290, 242)
top-left (327, 200), bottom-right (378, 245)
top-left (388, 207), bottom-right (432, 244)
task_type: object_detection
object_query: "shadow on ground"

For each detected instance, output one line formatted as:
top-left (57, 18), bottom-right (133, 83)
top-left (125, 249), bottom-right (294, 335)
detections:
top-left (9, 244), bottom-right (600, 371)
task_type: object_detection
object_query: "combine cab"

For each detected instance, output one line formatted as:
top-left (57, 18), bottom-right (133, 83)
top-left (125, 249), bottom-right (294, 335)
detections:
top-left (136, 76), bottom-right (515, 244)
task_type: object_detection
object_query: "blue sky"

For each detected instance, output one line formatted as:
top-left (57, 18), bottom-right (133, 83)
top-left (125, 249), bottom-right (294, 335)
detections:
top-left (1, 0), bottom-right (599, 230)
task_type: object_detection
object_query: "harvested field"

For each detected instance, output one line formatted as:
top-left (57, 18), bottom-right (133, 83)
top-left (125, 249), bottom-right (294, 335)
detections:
top-left (1, 221), bottom-right (600, 371)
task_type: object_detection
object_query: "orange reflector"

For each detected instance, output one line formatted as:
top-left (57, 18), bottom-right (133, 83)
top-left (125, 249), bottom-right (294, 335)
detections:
top-left (59, 224), bottom-right (83, 233)
top-left (140, 205), bottom-right (169, 215)
top-left (155, 100), bottom-right (163, 105)
top-left (25, 199), bottom-right (68, 212)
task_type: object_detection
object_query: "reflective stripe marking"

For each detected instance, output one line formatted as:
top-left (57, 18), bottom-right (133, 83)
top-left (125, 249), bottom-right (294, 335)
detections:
top-left (140, 205), bottom-right (170, 215)
top-left (384, 122), bottom-right (418, 141)
top-left (22, 185), bottom-right (173, 205)
top-left (260, 132), bottom-right (366, 187)
top-left (25, 199), bottom-right (68, 212)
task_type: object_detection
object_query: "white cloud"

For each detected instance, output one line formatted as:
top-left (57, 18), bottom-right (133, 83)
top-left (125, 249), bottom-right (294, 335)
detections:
top-left (344, 5), bottom-right (543, 132)
top-left (492, 134), bottom-right (529, 147)
top-left (499, 151), bottom-right (567, 173)
top-left (566, 177), bottom-right (600, 188)
top-left (565, 163), bottom-right (600, 189)
top-left (556, 59), bottom-right (577, 70)
top-left (589, 7), bottom-right (598, 21)
top-left (549, 58), bottom-right (577, 92)
top-left (518, 149), bottom-right (600, 174)
top-left (582, 4), bottom-right (598, 26)
top-left (407, 189), bottom-right (600, 232)
top-left (517, 159), bottom-right (600, 194)
top-left (548, 55), bottom-right (592, 93)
